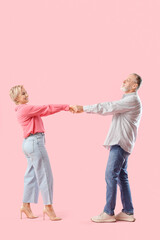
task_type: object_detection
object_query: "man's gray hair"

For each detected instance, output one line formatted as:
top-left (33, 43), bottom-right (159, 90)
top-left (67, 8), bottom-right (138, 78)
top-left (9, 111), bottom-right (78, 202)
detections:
top-left (132, 73), bottom-right (142, 90)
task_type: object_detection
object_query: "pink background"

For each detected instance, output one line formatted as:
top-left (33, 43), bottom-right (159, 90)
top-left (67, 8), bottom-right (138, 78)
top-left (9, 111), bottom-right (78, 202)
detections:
top-left (0, 0), bottom-right (159, 239)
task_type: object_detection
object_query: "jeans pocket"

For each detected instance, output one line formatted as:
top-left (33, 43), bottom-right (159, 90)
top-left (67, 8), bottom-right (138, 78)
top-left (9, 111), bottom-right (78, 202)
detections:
top-left (24, 139), bottom-right (34, 154)
top-left (36, 135), bottom-right (45, 146)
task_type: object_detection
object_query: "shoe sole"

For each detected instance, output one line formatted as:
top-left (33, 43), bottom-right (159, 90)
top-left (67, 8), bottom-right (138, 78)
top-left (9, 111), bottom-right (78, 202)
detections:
top-left (91, 218), bottom-right (116, 223)
top-left (115, 218), bottom-right (136, 222)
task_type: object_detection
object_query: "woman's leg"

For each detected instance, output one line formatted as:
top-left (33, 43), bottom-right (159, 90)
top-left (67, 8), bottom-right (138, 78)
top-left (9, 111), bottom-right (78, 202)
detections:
top-left (23, 155), bottom-right (39, 204)
top-left (31, 142), bottom-right (53, 205)
top-left (33, 135), bottom-right (61, 220)
top-left (23, 135), bottom-right (53, 205)
top-left (21, 141), bottom-right (39, 218)
top-left (23, 134), bottom-right (61, 220)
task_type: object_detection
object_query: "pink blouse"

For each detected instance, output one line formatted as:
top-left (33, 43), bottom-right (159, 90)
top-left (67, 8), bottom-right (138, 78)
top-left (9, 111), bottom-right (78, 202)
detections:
top-left (15, 104), bottom-right (70, 138)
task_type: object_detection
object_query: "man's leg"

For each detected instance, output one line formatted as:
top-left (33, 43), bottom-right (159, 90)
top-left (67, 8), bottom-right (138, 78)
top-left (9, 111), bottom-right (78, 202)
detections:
top-left (103, 145), bottom-right (127, 215)
top-left (117, 156), bottom-right (134, 215)
top-left (91, 145), bottom-right (126, 223)
top-left (114, 149), bottom-right (135, 222)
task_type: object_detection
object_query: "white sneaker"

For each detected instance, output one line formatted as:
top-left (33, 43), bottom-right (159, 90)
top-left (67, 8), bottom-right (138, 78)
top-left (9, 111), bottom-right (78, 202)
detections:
top-left (91, 212), bottom-right (116, 223)
top-left (115, 212), bottom-right (136, 222)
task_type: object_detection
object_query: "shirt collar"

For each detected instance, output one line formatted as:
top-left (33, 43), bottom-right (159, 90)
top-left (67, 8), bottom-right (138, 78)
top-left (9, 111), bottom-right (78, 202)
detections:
top-left (122, 91), bottom-right (138, 98)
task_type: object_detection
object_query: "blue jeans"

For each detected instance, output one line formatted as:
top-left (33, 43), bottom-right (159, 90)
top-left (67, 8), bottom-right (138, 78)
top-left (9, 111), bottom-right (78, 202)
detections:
top-left (22, 133), bottom-right (53, 205)
top-left (104, 145), bottom-right (134, 215)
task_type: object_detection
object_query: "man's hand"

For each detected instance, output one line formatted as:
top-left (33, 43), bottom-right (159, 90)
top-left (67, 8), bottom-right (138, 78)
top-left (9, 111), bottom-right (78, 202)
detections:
top-left (69, 105), bottom-right (84, 113)
top-left (75, 105), bottom-right (84, 113)
top-left (69, 105), bottom-right (78, 113)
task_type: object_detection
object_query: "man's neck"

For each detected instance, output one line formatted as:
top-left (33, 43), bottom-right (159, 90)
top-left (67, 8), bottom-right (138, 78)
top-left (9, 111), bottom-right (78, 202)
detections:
top-left (124, 90), bottom-right (136, 94)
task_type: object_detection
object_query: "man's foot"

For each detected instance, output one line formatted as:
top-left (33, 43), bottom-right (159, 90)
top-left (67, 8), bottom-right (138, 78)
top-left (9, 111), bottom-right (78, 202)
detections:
top-left (115, 212), bottom-right (135, 222)
top-left (91, 212), bottom-right (116, 223)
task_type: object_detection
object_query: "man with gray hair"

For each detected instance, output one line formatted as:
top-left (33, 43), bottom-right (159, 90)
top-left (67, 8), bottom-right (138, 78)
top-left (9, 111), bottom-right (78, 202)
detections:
top-left (72, 73), bottom-right (142, 222)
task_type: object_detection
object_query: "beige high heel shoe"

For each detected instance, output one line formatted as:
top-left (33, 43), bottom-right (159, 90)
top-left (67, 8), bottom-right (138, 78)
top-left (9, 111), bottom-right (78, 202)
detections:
top-left (20, 206), bottom-right (38, 219)
top-left (43, 207), bottom-right (62, 221)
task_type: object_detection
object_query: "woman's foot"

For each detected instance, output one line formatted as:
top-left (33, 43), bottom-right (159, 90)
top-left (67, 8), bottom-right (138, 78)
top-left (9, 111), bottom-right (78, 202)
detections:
top-left (20, 203), bottom-right (38, 219)
top-left (43, 205), bottom-right (62, 221)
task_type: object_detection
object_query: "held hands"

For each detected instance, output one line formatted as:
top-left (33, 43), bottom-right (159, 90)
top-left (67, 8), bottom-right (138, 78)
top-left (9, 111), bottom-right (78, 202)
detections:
top-left (69, 105), bottom-right (84, 113)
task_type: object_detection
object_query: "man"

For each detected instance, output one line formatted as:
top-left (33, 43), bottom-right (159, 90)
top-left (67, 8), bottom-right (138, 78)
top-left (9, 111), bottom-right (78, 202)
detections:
top-left (72, 73), bottom-right (142, 223)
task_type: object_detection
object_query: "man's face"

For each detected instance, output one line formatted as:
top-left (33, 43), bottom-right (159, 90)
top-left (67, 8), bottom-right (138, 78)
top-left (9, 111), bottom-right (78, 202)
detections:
top-left (16, 88), bottom-right (29, 104)
top-left (121, 74), bottom-right (138, 93)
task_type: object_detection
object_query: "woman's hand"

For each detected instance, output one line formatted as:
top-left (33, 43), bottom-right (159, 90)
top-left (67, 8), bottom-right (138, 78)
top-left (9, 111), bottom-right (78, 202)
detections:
top-left (69, 105), bottom-right (83, 113)
top-left (69, 105), bottom-right (78, 113)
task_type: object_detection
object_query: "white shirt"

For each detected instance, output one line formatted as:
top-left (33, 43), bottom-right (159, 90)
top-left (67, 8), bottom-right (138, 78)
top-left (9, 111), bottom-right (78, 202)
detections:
top-left (83, 92), bottom-right (142, 153)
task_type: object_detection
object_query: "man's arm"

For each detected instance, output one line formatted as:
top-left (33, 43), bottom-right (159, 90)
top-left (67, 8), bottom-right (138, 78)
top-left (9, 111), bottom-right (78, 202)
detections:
top-left (76, 96), bottom-right (139, 115)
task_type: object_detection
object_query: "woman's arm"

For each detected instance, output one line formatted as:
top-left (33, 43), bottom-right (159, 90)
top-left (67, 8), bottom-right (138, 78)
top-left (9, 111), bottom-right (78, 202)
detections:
top-left (22, 104), bottom-right (70, 118)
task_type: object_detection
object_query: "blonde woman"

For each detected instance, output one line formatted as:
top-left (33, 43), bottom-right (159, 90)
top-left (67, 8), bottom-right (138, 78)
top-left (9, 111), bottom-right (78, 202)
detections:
top-left (9, 85), bottom-right (76, 221)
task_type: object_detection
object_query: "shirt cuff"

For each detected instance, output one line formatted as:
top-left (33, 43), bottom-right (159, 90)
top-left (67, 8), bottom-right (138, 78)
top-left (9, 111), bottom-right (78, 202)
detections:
top-left (83, 105), bottom-right (91, 112)
top-left (63, 105), bottom-right (70, 111)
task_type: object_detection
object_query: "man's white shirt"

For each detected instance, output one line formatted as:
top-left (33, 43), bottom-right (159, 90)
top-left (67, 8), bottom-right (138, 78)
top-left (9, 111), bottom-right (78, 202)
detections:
top-left (83, 92), bottom-right (142, 153)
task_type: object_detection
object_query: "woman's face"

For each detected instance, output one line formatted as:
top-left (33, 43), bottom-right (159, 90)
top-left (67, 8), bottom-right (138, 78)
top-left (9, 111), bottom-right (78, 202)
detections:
top-left (16, 87), bottom-right (29, 104)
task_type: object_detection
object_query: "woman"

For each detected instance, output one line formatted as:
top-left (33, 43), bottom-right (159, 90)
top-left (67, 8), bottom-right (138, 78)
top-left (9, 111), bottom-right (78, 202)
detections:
top-left (9, 85), bottom-right (76, 221)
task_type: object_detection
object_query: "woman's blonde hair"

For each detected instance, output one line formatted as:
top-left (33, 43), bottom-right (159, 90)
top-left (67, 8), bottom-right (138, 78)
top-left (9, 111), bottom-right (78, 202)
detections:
top-left (9, 85), bottom-right (23, 104)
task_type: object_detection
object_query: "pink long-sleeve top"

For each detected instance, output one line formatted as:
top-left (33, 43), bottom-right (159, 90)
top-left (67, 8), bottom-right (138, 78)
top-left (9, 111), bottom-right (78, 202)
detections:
top-left (15, 104), bottom-right (70, 138)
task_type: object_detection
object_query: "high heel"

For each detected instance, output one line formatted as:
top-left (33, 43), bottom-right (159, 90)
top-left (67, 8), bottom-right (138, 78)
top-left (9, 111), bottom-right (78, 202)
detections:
top-left (43, 208), bottom-right (62, 221)
top-left (20, 206), bottom-right (38, 219)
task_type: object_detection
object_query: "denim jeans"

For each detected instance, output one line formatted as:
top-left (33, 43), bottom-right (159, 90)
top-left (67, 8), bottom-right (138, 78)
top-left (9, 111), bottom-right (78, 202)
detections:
top-left (22, 133), bottom-right (53, 205)
top-left (104, 145), bottom-right (134, 215)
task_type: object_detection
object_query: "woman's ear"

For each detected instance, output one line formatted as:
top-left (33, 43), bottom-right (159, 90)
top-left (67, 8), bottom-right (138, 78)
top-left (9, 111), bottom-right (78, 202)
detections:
top-left (15, 96), bottom-right (19, 104)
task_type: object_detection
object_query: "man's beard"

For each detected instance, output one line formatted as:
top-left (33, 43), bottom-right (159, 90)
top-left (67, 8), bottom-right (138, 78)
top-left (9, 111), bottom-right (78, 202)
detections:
top-left (120, 85), bottom-right (132, 92)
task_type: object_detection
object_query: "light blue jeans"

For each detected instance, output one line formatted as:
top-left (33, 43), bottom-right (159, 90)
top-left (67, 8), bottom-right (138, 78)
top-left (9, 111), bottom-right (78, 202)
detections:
top-left (22, 133), bottom-right (53, 205)
top-left (104, 145), bottom-right (134, 215)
